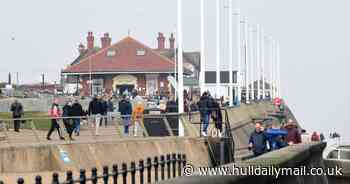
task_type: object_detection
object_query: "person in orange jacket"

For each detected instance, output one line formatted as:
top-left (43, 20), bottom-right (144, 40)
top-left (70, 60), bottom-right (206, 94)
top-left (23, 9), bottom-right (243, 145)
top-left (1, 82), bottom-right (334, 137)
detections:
top-left (132, 101), bottom-right (144, 136)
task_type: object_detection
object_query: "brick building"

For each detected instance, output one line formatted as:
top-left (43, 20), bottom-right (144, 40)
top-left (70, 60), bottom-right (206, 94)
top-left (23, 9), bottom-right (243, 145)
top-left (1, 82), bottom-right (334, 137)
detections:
top-left (61, 32), bottom-right (199, 97)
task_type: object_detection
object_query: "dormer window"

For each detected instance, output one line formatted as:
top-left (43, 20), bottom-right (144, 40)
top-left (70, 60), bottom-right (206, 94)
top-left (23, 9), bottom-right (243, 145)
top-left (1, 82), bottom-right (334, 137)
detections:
top-left (136, 49), bottom-right (146, 56)
top-left (106, 49), bottom-right (116, 57)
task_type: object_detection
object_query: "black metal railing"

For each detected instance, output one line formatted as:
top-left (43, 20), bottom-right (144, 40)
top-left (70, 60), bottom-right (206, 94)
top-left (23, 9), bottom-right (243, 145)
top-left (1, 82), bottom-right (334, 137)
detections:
top-left (2, 153), bottom-right (186, 184)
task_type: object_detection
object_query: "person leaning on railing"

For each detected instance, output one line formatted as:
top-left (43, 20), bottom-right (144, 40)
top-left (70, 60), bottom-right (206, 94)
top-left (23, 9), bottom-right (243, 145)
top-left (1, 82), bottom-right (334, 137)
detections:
top-left (118, 94), bottom-right (132, 136)
top-left (10, 99), bottom-right (23, 132)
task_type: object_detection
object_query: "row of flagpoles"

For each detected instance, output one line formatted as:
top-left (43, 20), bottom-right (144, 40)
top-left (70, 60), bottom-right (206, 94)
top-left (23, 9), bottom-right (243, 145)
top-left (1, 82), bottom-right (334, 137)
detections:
top-left (177, 0), bottom-right (281, 113)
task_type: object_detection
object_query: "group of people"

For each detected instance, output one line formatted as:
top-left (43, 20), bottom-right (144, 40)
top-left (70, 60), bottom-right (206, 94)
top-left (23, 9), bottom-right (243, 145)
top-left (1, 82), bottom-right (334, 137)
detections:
top-left (47, 96), bottom-right (114, 140)
top-left (248, 118), bottom-right (322, 157)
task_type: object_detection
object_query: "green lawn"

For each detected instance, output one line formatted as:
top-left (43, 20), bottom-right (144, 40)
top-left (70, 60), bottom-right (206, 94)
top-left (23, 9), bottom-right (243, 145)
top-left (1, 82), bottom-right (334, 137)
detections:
top-left (0, 112), bottom-right (51, 130)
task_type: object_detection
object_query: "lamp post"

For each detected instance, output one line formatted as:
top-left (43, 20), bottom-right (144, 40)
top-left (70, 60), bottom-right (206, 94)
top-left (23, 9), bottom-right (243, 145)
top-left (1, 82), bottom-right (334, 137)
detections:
top-left (215, 0), bottom-right (221, 98)
top-left (228, 0), bottom-right (234, 106)
top-left (234, 9), bottom-right (241, 105)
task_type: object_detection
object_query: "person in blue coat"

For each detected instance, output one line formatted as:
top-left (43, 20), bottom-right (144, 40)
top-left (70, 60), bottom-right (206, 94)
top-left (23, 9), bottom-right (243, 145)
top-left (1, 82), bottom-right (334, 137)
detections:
top-left (265, 122), bottom-right (288, 151)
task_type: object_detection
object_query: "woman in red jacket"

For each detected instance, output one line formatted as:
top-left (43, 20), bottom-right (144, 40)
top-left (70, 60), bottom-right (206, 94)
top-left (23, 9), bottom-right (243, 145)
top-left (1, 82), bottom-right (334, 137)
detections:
top-left (47, 99), bottom-right (65, 140)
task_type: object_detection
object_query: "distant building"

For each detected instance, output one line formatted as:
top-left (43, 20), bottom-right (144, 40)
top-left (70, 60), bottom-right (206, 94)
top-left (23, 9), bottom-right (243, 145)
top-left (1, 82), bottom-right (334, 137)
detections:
top-left (61, 32), bottom-right (200, 97)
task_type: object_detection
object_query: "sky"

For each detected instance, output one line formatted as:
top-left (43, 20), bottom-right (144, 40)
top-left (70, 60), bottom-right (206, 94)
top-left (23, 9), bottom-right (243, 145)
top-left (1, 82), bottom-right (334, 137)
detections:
top-left (0, 0), bottom-right (349, 140)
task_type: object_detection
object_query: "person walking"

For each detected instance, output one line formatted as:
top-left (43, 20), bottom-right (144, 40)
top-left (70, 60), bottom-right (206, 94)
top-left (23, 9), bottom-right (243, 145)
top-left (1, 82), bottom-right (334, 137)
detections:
top-left (99, 96), bottom-right (108, 127)
top-left (197, 92), bottom-right (210, 136)
top-left (248, 122), bottom-right (268, 157)
top-left (47, 99), bottom-right (64, 140)
top-left (71, 99), bottom-right (84, 136)
top-left (283, 119), bottom-right (301, 145)
top-left (10, 99), bottom-right (23, 132)
top-left (62, 100), bottom-right (74, 140)
top-left (118, 94), bottom-right (132, 136)
top-left (211, 99), bottom-right (223, 137)
top-left (266, 122), bottom-right (288, 151)
top-left (106, 97), bottom-right (114, 123)
top-left (88, 95), bottom-right (103, 135)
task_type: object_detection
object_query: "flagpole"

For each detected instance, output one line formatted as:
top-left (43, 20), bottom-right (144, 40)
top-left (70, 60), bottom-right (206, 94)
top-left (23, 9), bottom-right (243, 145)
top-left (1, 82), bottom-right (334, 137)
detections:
top-left (215, 0), bottom-right (221, 98)
top-left (256, 24), bottom-right (261, 100)
top-left (200, 0), bottom-right (206, 95)
top-left (243, 17), bottom-right (249, 104)
top-left (249, 25), bottom-right (255, 101)
top-left (261, 28), bottom-right (266, 100)
top-left (228, 0), bottom-right (234, 106)
top-left (177, 0), bottom-right (184, 113)
top-left (234, 9), bottom-right (241, 104)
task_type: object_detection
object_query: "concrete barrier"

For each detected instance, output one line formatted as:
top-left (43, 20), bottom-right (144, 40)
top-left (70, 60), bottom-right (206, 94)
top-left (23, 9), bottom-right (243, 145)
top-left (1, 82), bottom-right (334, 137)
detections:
top-left (158, 143), bottom-right (329, 184)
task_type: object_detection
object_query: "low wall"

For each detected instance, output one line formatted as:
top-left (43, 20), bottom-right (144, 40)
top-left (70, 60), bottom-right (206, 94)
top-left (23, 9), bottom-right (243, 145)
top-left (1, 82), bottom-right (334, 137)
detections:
top-left (0, 137), bottom-right (210, 173)
top-left (158, 143), bottom-right (329, 184)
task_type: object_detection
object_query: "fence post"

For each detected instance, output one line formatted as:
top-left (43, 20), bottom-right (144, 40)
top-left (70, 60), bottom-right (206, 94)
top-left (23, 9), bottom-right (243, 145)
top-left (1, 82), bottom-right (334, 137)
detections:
top-left (66, 170), bottom-right (73, 184)
top-left (17, 177), bottom-right (24, 184)
top-left (166, 154), bottom-right (171, 179)
top-left (91, 167), bottom-right (98, 184)
top-left (52, 173), bottom-right (59, 184)
top-left (35, 175), bottom-right (42, 184)
top-left (154, 156), bottom-right (159, 182)
top-left (182, 154), bottom-right (187, 166)
top-left (122, 163), bottom-right (128, 184)
top-left (130, 162), bottom-right (136, 184)
top-left (146, 157), bottom-right (152, 184)
top-left (112, 164), bottom-right (118, 184)
top-left (172, 153), bottom-right (176, 178)
top-left (160, 155), bottom-right (165, 180)
top-left (139, 160), bottom-right (144, 184)
top-left (103, 166), bottom-right (109, 184)
top-left (177, 153), bottom-right (182, 176)
top-left (79, 169), bottom-right (86, 184)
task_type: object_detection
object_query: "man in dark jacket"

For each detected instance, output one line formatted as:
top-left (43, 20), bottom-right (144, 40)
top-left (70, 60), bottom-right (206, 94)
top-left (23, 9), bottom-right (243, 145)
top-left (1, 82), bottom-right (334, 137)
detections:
top-left (71, 99), bottom-right (84, 136)
top-left (211, 100), bottom-right (223, 137)
top-left (249, 122), bottom-right (268, 157)
top-left (10, 100), bottom-right (23, 132)
top-left (88, 95), bottom-right (103, 135)
top-left (165, 97), bottom-right (178, 113)
top-left (62, 100), bottom-right (74, 140)
top-left (100, 97), bottom-right (108, 127)
top-left (197, 92), bottom-right (210, 136)
top-left (107, 98), bottom-right (114, 122)
top-left (118, 94), bottom-right (132, 136)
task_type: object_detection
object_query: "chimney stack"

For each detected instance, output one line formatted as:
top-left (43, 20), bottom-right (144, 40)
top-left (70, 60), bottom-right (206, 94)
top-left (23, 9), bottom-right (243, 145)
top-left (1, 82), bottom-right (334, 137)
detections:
top-left (78, 43), bottom-right (85, 55)
top-left (101, 33), bottom-right (111, 48)
top-left (169, 33), bottom-right (175, 49)
top-left (87, 32), bottom-right (94, 50)
top-left (157, 32), bottom-right (165, 50)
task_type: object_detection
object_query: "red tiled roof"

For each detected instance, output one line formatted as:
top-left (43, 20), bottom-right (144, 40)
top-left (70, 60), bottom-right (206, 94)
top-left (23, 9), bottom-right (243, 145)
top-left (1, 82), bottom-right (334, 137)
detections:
top-left (62, 37), bottom-right (175, 74)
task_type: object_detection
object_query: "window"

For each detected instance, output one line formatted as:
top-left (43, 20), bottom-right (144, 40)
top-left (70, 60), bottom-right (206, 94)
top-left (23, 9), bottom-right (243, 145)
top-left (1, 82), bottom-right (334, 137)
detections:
top-left (327, 150), bottom-right (339, 159)
top-left (92, 79), bottom-right (104, 96)
top-left (136, 49), bottom-right (146, 56)
top-left (339, 150), bottom-right (350, 160)
top-left (106, 49), bottom-right (116, 57)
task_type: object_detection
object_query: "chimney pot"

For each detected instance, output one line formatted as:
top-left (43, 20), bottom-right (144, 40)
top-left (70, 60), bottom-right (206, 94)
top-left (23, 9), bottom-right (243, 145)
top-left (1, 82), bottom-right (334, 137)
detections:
top-left (157, 32), bottom-right (165, 50)
top-left (101, 32), bottom-right (111, 48)
top-left (87, 32), bottom-right (94, 50)
top-left (169, 33), bottom-right (175, 49)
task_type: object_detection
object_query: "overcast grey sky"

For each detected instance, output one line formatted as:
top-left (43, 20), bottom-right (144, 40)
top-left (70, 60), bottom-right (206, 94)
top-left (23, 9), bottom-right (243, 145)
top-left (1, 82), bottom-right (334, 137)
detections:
top-left (0, 0), bottom-right (349, 139)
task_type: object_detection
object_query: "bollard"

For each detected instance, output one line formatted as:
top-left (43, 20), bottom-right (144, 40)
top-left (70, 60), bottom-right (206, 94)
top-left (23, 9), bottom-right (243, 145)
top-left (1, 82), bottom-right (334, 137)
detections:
top-left (130, 162), bottom-right (136, 184)
top-left (112, 164), bottom-right (118, 184)
top-left (17, 177), bottom-right (24, 184)
top-left (91, 167), bottom-right (98, 184)
top-left (182, 154), bottom-right (187, 167)
top-left (160, 155), bottom-right (165, 180)
top-left (177, 154), bottom-right (182, 176)
top-left (35, 175), bottom-right (42, 184)
top-left (166, 154), bottom-right (171, 179)
top-left (172, 153), bottom-right (177, 178)
top-left (139, 160), bottom-right (144, 184)
top-left (66, 170), bottom-right (73, 184)
top-left (122, 163), bottom-right (128, 184)
top-left (52, 173), bottom-right (60, 184)
top-left (103, 166), bottom-right (109, 184)
top-left (146, 157), bottom-right (152, 184)
top-left (79, 169), bottom-right (86, 184)
top-left (154, 156), bottom-right (159, 182)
